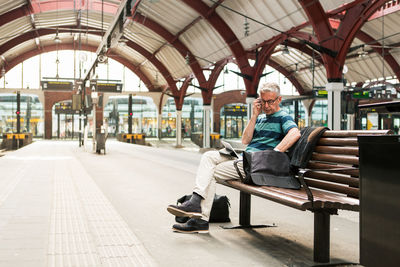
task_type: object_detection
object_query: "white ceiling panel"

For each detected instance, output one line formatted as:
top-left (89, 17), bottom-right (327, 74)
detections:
top-left (320, 0), bottom-right (354, 12)
top-left (156, 45), bottom-right (192, 80)
top-left (137, 0), bottom-right (199, 35)
top-left (180, 19), bottom-right (231, 67)
top-left (208, 0), bottom-right (308, 50)
top-left (35, 10), bottom-right (77, 28)
top-left (0, 16), bottom-right (32, 46)
top-left (140, 61), bottom-right (167, 87)
top-left (114, 45), bottom-right (146, 66)
top-left (0, 0), bottom-right (25, 15)
top-left (125, 22), bottom-right (166, 53)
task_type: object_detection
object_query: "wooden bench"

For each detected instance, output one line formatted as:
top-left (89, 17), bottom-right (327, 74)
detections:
top-left (217, 130), bottom-right (392, 263)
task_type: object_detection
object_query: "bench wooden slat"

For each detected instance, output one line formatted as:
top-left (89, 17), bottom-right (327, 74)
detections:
top-left (304, 171), bottom-right (359, 187)
top-left (266, 186), bottom-right (359, 211)
top-left (304, 178), bottom-right (359, 198)
top-left (225, 181), bottom-right (360, 211)
top-left (314, 146), bottom-right (359, 156)
top-left (225, 180), bottom-right (312, 210)
top-left (307, 162), bottom-right (359, 177)
top-left (312, 153), bottom-right (359, 165)
top-left (318, 138), bottom-right (358, 146)
top-left (322, 130), bottom-right (392, 137)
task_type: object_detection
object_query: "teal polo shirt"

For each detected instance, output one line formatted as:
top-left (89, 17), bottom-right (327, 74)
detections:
top-left (245, 110), bottom-right (298, 152)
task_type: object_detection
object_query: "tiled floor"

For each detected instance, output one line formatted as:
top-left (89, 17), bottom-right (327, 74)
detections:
top-left (0, 140), bottom-right (360, 267)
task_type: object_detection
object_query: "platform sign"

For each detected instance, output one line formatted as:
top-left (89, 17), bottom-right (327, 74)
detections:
top-left (41, 81), bottom-right (73, 91)
top-left (90, 80), bottom-right (97, 92)
top-left (75, 80), bottom-right (83, 92)
top-left (97, 82), bottom-right (123, 93)
top-left (313, 90), bottom-right (328, 98)
top-left (223, 105), bottom-right (247, 116)
top-left (55, 101), bottom-right (78, 114)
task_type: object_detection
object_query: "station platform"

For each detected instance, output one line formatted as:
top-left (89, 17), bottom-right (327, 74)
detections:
top-left (0, 140), bottom-right (360, 267)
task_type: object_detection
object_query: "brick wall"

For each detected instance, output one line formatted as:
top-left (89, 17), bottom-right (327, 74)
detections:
top-left (213, 90), bottom-right (246, 133)
top-left (44, 90), bottom-right (103, 139)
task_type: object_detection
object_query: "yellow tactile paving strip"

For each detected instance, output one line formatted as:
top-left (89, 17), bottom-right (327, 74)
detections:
top-left (48, 157), bottom-right (156, 266)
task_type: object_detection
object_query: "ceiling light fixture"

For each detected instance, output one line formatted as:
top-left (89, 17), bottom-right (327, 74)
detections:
top-left (358, 45), bottom-right (368, 58)
top-left (282, 41), bottom-right (290, 55)
top-left (54, 29), bottom-right (61, 43)
top-left (118, 37), bottom-right (129, 46)
top-left (185, 52), bottom-right (190, 65)
top-left (244, 17), bottom-right (249, 37)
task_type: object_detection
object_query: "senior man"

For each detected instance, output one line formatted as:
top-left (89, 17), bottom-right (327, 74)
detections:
top-left (167, 82), bottom-right (301, 233)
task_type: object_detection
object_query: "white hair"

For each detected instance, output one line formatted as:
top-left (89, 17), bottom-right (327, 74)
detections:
top-left (258, 82), bottom-right (281, 96)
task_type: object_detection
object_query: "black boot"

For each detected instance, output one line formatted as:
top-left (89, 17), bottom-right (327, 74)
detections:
top-left (167, 192), bottom-right (202, 218)
top-left (172, 218), bottom-right (209, 234)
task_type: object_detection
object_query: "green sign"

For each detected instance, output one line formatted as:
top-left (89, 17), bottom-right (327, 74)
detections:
top-left (314, 90), bottom-right (328, 98)
top-left (352, 91), bottom-right (370, 99)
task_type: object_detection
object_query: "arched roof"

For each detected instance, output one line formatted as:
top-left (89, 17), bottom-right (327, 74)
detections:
top-left (0, 0), bottom-right (399, 94)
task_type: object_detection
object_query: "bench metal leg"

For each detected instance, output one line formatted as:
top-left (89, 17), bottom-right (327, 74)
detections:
top-left (239, 191), bottom-right (251, 226)
top-left (314, 210), bottom-right (330, 263)
top-left (221, 191), bottom-right (276, 229)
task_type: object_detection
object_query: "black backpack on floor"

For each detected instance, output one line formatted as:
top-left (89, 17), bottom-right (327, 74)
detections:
top-left (175, 194), bottom-right (231, 223)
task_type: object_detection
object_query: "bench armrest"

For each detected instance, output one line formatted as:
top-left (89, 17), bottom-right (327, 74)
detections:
top-left (297, 169), bottom-right (314, 203)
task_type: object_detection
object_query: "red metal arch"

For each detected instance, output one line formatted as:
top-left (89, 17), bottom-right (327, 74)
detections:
top-left (199, 58), bottom-right (234, 104)
top-left (0, 27), bottom-right (180, 93)
top-left (300, 0), bottom-right (389, 80)
top-left (2, 43), bottom-right (155, 91)
top-left (248, 29), bottom-right (317, 94)
top-left (267, 60), bottom-right (305, 95)
top-left (175, 76), bottom-right (193, 110)
top-left (181, 0), bottom-right (253, 95)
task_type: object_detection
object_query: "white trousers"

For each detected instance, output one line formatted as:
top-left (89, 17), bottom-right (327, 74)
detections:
top-left (193, 151), bottom-right (244, 221)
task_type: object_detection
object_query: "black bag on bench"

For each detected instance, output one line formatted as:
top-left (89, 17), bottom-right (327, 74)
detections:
top-left (175, 194), bottom-right (231, 223)
top-left (234, 150), bottom-right (300, 189)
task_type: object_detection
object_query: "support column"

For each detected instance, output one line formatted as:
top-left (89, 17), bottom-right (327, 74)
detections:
top-left (203, 105), bottom-right (212, 148)
top-left (138, 113), bottom-right (143, 133)
top-left (176, 110), bottom-right (182, 147)
top-left (326, 82), bottom-right (344, 130)
top-left (157, 112), bottom-right (162, 140)
top-left (16, 92), bottom-right (21, 133)
top-left (210, 99), bottom-right (214, 133)
top-left (304, 104), bottom-right (311, 127)
top-left (91, 92), bottom-right (98, 152)
top-left (128, 94), bottom-right (132, 134)
top-left (246, 97), bottom-right (256, 121)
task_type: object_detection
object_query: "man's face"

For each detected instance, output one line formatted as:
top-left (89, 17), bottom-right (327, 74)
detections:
top-left (260, 91), bottom-right (281, 115)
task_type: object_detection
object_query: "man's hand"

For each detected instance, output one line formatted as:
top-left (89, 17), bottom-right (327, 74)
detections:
top-left (242, 98), bottom-right (262, 144)
top-left (253, 98), bottom-right (262, 117)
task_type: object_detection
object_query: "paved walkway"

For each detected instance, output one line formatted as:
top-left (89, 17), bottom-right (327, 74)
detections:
top-left (0, 140), bottom-right (360, 266)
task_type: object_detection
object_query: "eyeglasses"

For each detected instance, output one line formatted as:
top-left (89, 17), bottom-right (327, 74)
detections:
top-left (260, 96), bottom-right (279, 106)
